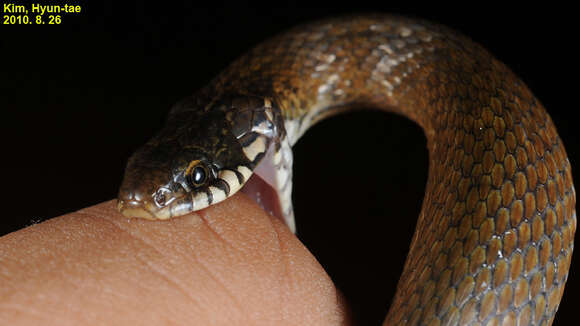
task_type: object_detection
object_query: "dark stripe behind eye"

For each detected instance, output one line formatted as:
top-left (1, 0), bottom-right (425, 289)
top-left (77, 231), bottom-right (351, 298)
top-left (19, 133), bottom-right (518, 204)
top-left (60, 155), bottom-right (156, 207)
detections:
top-left (205, 189), bottom-right (214, 205)
top-left (233, 169), bottom-right (245, 184)
top-left (215, 178), bottom-right (231, 196)
top-left (250, 151), bottom-right (266, 166)
top-left (239, 132), bottom-right (259, 148)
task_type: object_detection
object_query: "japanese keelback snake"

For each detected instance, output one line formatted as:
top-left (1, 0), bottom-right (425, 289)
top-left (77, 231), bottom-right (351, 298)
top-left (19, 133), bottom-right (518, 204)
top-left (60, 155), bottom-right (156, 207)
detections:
top-left (117, 15), bottom-right (576, 325)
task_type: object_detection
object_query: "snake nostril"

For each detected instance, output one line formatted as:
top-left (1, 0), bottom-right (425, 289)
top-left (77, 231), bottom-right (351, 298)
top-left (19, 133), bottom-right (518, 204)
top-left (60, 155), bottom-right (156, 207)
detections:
top-left (154, 192), bottom-right (166, 206)
top-left (153, 188), bottom-right (173, 207)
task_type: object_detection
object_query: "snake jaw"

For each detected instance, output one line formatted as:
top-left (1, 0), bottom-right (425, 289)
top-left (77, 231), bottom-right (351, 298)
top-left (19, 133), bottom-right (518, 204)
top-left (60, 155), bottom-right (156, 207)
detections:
top-left (117, 199), bottom-right (158, 220)
top-left (117, 168), bottom-right (193, 220)
top-left (117, 189), bottom-right (196, 220)
top-left (117, 167), bottom-right (251, 220)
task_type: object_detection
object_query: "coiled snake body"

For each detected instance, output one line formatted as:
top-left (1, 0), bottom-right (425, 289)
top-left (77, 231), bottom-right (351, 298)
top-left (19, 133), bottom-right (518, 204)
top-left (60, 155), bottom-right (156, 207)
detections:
top-left (118, 15), bottom-right (576, 325)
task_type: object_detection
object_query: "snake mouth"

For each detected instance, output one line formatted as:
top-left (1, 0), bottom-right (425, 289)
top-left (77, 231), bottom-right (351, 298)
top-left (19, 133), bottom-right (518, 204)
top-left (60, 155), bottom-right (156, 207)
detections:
top-left (117, 173), bottom-right (282, 221)
top-left (117, 199), bottom-right (167, 220)
top-left (117, 193), bottom-right (194, 220)
top-left (117, 199), bottom-right (172, 220)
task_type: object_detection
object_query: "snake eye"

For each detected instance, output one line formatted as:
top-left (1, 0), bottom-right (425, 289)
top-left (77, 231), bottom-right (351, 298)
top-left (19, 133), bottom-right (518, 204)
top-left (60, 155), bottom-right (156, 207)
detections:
top-left (186, 162), bottom-right (210, 188)
top-left (191, 166), bottom-right (206, 184)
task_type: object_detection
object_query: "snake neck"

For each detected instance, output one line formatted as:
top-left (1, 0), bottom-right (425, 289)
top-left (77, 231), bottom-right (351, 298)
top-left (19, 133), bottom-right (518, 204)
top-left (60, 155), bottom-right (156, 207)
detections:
top-left (208, 15), bottom-right (494, 144)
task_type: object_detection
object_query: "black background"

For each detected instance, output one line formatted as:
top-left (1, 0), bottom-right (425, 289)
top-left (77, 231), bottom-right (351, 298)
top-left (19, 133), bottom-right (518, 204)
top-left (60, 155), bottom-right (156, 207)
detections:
top-left (1, 2), bottom-right (578, 325)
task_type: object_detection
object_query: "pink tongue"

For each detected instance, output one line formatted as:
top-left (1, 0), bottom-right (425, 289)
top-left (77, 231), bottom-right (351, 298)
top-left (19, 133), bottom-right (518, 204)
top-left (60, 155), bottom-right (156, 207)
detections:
top-left (240, 174), bottom-right (284, 222)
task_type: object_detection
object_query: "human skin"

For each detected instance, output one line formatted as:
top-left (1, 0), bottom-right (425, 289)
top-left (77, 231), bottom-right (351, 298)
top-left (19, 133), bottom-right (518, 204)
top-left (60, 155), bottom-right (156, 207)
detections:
top-left (0, 194), bottom-right (350, 325)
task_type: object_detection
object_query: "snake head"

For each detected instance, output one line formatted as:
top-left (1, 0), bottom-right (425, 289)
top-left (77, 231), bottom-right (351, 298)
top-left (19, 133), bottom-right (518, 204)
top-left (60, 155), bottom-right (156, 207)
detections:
top-left (117, 95), bottom-right (280, 219)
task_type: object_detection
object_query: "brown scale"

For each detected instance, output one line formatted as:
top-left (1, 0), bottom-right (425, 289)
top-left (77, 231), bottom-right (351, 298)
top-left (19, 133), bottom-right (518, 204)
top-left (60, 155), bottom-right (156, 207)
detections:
top-left (126, 14), bottom-right (577, 325)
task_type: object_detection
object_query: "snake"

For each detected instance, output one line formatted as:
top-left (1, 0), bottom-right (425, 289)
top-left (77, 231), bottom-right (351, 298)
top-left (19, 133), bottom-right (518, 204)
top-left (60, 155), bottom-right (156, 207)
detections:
top-left (117, 15), bottom-right (576, 325)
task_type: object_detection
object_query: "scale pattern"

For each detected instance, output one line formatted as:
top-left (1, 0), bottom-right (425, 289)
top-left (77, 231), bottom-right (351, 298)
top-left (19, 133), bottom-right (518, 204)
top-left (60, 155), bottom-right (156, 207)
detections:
top-left (208, 15), bottom-right (576, 325)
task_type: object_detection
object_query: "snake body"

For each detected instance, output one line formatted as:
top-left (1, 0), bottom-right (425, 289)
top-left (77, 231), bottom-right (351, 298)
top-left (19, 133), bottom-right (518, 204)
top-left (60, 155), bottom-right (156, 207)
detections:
top-left (118, 15), bottom-right (576, 325)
